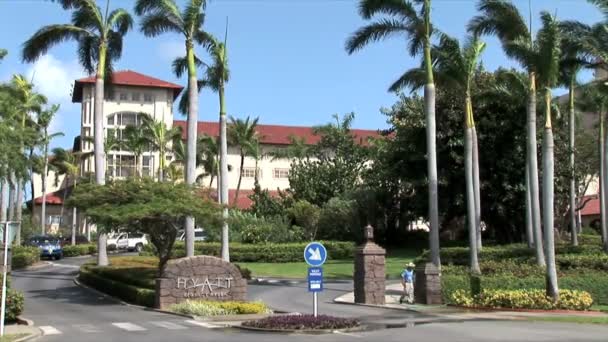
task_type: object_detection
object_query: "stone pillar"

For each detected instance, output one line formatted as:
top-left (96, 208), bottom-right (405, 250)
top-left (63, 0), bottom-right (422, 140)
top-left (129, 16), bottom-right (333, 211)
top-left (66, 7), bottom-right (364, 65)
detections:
top-left (354, 225), bottom-right (386, 305)
top-left (414, 262), bottom-right (442, 304)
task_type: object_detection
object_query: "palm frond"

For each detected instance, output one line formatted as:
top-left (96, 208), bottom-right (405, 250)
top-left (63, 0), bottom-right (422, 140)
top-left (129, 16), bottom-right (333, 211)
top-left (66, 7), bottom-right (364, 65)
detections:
top-left (389, 67), bottom-right (426, 93)
top-left (345, 18), bottom-right (407, 54)
top-left (171, 55), bottom-right (204, 78)
top-left (358, 0), bottom-right (417, 21)
top-left (183, 0), bottom-right (206, 35)
top-left (589, 0), bottom-right (608, 19)
top-left (536, 11), bottom-right (561, 88)
top-left (106, 8), bottom-right (133, 36)
top-left (177, 81), bottom-right (206, 116)
top-left (0, 49), bottom-right (6, 61)
top-left (22, 25), bottom-right (90, 62)
top-left (194, 30), bottom-right (217, 53)
top-left (468, 0), bottom-right (529, 43)
top-left (77, 35), bottom-right (98, 75)
top-left (139, 12), bottom-right (183, 37)
top-left (71, 4), bottom-right (103, 33)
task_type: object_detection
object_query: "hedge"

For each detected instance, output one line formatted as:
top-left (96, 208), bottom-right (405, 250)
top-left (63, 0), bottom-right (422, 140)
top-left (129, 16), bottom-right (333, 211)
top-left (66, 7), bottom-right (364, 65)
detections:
top-left (142, 241), bottom-right (355, 263)
top-left (170, 300), bottom-right (271, 316)
top-left (442, 273), bottom-right (608, 305)
top-left (2, 289), bottom-right (24, 322)
top-left (62, 244), bottom-right (97, 257)
top-left (11, 246), bottom-right (40, 269)
top-left (449, 289), bottom-right (594, 311)
top-left (79, 265), bottom-right (155, 307)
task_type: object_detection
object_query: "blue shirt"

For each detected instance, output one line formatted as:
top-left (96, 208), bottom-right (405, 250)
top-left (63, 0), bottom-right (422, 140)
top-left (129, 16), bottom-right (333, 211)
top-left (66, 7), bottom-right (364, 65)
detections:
top-left (401, 269), bottom-right (415, 283)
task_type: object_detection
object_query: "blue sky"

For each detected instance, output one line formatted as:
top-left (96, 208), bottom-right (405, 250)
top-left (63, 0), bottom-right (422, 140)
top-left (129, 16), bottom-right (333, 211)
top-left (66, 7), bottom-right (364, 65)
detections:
top-left (0, 0), bottom-right (604, 149)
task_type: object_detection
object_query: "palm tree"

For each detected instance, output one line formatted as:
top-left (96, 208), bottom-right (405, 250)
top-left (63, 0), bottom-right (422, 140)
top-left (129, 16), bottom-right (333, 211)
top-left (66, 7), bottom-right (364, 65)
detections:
top-left (135, 0), bottom-right (209, 258)
top-left (0, 49), bottom-right (6, 62)
top-left (141, 115), bottom-right (182, 182)
top-left (197, 135), bottom-right (219, 188)
top-left (228, 116), bottom-right (259, 207)
top-left (50, 148), bottom-right (81, 245)
top-left (23, 0), bottom-right (132, 187)
top-left (122, 125), bottom-right (149, 178)
top-left (346, 0), bottom-right (441, 267)
top-left (37, 104), bottom-right (64, 235)
top-left (469, 0), bottom-right (545, 266)
top-left (535, 11), bottom-right (561, 302)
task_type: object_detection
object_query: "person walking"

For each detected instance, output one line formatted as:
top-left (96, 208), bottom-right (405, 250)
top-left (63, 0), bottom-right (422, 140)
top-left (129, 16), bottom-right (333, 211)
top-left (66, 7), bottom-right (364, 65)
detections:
top-left (399, 262), bottom-right (416, 304)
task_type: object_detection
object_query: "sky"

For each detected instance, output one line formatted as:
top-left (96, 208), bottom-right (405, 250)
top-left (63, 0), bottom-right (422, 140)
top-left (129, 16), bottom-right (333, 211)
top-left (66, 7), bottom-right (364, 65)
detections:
top-left (0, 0), bottom-right (605, 149)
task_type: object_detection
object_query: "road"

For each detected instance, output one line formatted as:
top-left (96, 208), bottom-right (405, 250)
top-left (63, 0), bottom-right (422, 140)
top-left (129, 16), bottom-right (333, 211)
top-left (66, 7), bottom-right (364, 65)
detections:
top-left (11, 256), bottom-right (608, 342)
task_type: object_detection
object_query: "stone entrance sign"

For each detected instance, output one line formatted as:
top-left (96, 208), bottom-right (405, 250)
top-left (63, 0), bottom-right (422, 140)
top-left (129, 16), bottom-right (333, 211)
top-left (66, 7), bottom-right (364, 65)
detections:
top-left (354, 225), bottom-right (386, 305)
top-left (155, 255), bottom-right (247, 309)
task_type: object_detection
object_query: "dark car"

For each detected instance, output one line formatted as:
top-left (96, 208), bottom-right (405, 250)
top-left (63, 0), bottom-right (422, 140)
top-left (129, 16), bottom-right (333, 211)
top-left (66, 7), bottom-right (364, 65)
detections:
top-left (61, 235), bottom-right (89, 246)
top-left (26, 236), bottom-right (63, 260)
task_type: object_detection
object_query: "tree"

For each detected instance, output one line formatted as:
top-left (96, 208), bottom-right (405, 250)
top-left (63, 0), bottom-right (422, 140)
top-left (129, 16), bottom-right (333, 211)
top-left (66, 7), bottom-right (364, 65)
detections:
top-left (136, 0), bottom-right (210, 258)
top-left (68, 178), bottom-right (220, 275)
top-left (535, 11), bottom-right (561, 302)
top-left (346, 0), bottom-right (441, 267)
top-left (37, 104), bottom-right (64, 235)
top-left (23, 0), bottom-right (133, 267)
top-left (50, 147), bottom-right (81, 245)
top-left (140, 115), bottom-right (182, 182)
top-left (228, 116), bottom-right (259, 207)
top-left (0, 49), bottom-right (6, 62)
top-left (122, 125), bottom-right (149, 178)
top-left (469, 0), bottom-right (545, 266)
top-left (197, 135), bottom-right (219, 188)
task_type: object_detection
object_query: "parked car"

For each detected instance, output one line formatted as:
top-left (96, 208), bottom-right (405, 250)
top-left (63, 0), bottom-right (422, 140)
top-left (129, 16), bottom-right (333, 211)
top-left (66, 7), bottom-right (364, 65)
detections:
top-left (26, 236), bottom-right (63, 260)
top-left (106, 232), bottom-right (148, 252)
top-left (61, 235), bottom-right (90, 246)
top-left (178, 228), bottom-right (207, 242)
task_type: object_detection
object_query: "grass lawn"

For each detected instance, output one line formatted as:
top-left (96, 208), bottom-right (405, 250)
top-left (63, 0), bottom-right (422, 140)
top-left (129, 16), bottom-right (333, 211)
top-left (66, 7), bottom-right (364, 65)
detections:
top-left (0, 334), bottom-right (28, 342)
top-left (528, 316), bottom-right (608, 325)
top-left (592, 305), bottom-right (608, 313)
top-left (237, 248), bottom-right (419, 279)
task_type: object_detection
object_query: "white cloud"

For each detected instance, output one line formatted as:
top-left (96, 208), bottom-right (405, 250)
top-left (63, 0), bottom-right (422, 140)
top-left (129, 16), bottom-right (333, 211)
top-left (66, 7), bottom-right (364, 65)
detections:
top-left (25, 54), bottom-right (83, 135)
top-left (157, 40), bottom-right (186, 62)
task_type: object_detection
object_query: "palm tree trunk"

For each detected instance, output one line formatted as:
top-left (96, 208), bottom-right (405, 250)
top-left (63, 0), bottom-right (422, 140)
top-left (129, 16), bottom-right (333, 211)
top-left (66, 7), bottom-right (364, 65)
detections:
top-left (15, 179), bottom-right (23, 245)
top-left (233, 153), bottom-right (245, 207)
top-left (465, 97), bottom-right (480, 274)
top-left (8, 173), bottom-right (16, 221)
top-left (528, 72), bottom-right (545, 266)
top-left (601, 108), bottom-right (608, 252)
top-left (209, 174), bottom-right (215, 188)
top-left (423, 0), bottom-right (440, 268)
top-left (95, 43), bottom-right (108, 267)
top-left (568, 81), bottom-right (578, 246)
top-left (184, 42), bottom-right (199, 258)
top-left (219, 86), bottom-right (230, 262)
top-left (158, 148), bottom-right (165, 182)
top-left (525, 160), bottom-right (534, 247)
top-left (41, 137), bottom-right (49, 235)
top-left (472, 126), bottom-right (482, 251)
top-left (0, 179), bottom-right (7, 223)
top-left (71, 177), bottom-right (78, 246)
top-left (542, 90), bottom-right (559, 302)
top-left (29, 147), bottom-right (36, 226)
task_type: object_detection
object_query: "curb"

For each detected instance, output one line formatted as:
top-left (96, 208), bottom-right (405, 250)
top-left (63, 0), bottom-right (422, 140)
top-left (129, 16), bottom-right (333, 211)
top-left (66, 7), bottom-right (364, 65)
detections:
top-left (333, 297), bottom-right (422, 313)
top-left (234, 323), bottom-right (365, 335)
top-left (13, 329), bottom-right (42, 342)
top-left (446, 305), bottom-right (608, 316)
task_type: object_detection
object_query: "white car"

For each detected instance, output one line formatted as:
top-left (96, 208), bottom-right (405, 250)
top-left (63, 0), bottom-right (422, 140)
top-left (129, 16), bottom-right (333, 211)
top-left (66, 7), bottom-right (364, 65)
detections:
top-left (178, 228), bottom-right (206, 242)
top-left (106, 232), bottom-right (149, 252)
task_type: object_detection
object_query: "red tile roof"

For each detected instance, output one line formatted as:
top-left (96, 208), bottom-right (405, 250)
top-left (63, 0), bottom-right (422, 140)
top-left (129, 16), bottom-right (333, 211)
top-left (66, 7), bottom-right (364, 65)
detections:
top-left (209, 189), bottom-right (280, 209)
top-left (33, 192), bottom-right (64, 205)
top-left (173, 120), bottom-right (380, 146)
top-left (580, 194), bottom-right (600, 216)
top-left (72, 70), bottom-right (184, 102)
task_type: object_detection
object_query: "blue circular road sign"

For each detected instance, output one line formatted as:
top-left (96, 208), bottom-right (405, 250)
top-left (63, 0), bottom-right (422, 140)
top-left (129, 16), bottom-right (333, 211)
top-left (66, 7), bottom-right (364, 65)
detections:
top-left (304, 242), bottom-right (327, 267)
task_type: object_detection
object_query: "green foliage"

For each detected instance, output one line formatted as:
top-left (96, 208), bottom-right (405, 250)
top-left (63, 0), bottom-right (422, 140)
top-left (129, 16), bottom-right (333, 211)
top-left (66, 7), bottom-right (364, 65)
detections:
top-left (581, 227), bottom-right (600, 236)
top-left (170, 300), bottom-right (271, 316)
top-left (248, 184), bottom-right (291, 218)
top-left (143, 241), bottom-right (355, 263)
top-left (449, 289), bottom-right (594, 311)
top-left (287, 200), bottom-right (321, 240)
top-left (79, 264), bottom-right (155, 307)
top-left (11, 246), bottom-right (39, 269)
top-left (62, 244), bottom-right (97, 257)
top-left (240, 216), bottom-right (304, 244)
top-left (2, 289), bottom-right (24, 322)
top-left (316, 197), bottom-right (360, 242)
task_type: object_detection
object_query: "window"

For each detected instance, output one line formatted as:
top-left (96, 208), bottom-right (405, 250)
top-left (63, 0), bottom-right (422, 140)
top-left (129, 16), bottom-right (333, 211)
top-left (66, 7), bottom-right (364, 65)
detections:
top-left (241, 167), bottom-right (258, 179)
top-left (131, 92), bottom-right (140, 101)
top-left (46, 215), bottom-right (62, 225)
top-left (107, 115), bottom-right (115, 125)
top-left (119, 93), bottom-right (128, 101)
top-left (107, 155), bottom-right (116, 177)
top-left (121, 113), bottom-right (137, 126)
top-left (142, 155), bottom-right (153, 177)
top-left (117, 155), bottom-right (135, 178)
top-left (273, 168), bottom-right (289, 179)
top-left (144, 93), bottom-right (153, 102)
top-left (107, 91), bottom-right (115, 101)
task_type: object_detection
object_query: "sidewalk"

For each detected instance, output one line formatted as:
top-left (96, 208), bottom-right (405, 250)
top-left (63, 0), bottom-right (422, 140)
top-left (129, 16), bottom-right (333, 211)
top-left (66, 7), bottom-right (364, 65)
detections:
top-left (334, 283), bottom-right (608, 322)
top-left (3, 324), bottom-right (41, 341)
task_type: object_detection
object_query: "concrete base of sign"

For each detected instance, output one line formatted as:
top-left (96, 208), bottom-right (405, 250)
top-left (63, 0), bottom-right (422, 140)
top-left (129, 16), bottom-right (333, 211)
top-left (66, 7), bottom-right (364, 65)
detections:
top-left (155, 255), bottom-right (247, 310)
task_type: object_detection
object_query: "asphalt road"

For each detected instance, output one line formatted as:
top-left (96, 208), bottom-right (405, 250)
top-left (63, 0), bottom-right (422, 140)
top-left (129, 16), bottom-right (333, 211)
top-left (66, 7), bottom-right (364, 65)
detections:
top-left (10, 256), bottom-right (608, 342)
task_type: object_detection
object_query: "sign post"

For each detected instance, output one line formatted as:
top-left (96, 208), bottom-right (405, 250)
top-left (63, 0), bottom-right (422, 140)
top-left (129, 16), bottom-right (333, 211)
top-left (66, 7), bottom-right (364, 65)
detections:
top-left (0, 222), bottom-right (17, 337)
top-left (304, 242), bottom-right (327, 318)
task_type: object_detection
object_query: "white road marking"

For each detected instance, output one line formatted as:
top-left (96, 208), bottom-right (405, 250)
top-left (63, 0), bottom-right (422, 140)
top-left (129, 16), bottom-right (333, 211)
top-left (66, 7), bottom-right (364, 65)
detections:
top-left (73, 324), bottom-right (102, 333)
top-left (48, 262), bottom-right (80, 269)
top-left (149, 321), bottom-right (188, 330)
top-left (333, 330), bottom-right (363, 338)
top-left (112, 322), bottom-right (147, 331)
top-left (39, 326), bottom-right (62, 335)
top-left (185, 320), bottom-right (220, 329)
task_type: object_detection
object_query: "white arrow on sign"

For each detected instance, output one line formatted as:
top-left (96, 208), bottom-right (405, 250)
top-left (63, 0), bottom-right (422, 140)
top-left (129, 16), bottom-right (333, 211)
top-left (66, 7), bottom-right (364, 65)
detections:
top-left (308, 247), bottom-right (322, 261)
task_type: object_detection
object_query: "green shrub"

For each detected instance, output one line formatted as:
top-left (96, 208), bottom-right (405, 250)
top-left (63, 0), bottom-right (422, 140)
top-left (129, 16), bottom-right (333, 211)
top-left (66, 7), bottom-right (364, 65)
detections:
top-left (143, 241), bottom-right (355, 263)
top-left (170, 300), bottom-right (271, 316)
top-left (287, 200), bottom-right (320, 240)
top-left (317, 198), bottom-right (360, 242)
top-left (581, 227), bottom-right (599, 236)
top-left (240, 216), bottom-right (305, 244)
top-left (11, 246), bottom-right (39, 269)
top-left (3, 289), bottom-right (24, 322)
top-left (85, 264), bottom-right (156, 289)
top-left (63, 244), bottom-right (97, 257)
top-left (449, 289), bottom-right (594, 311)
top-left (79, 265), bottom-right (155, 307)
